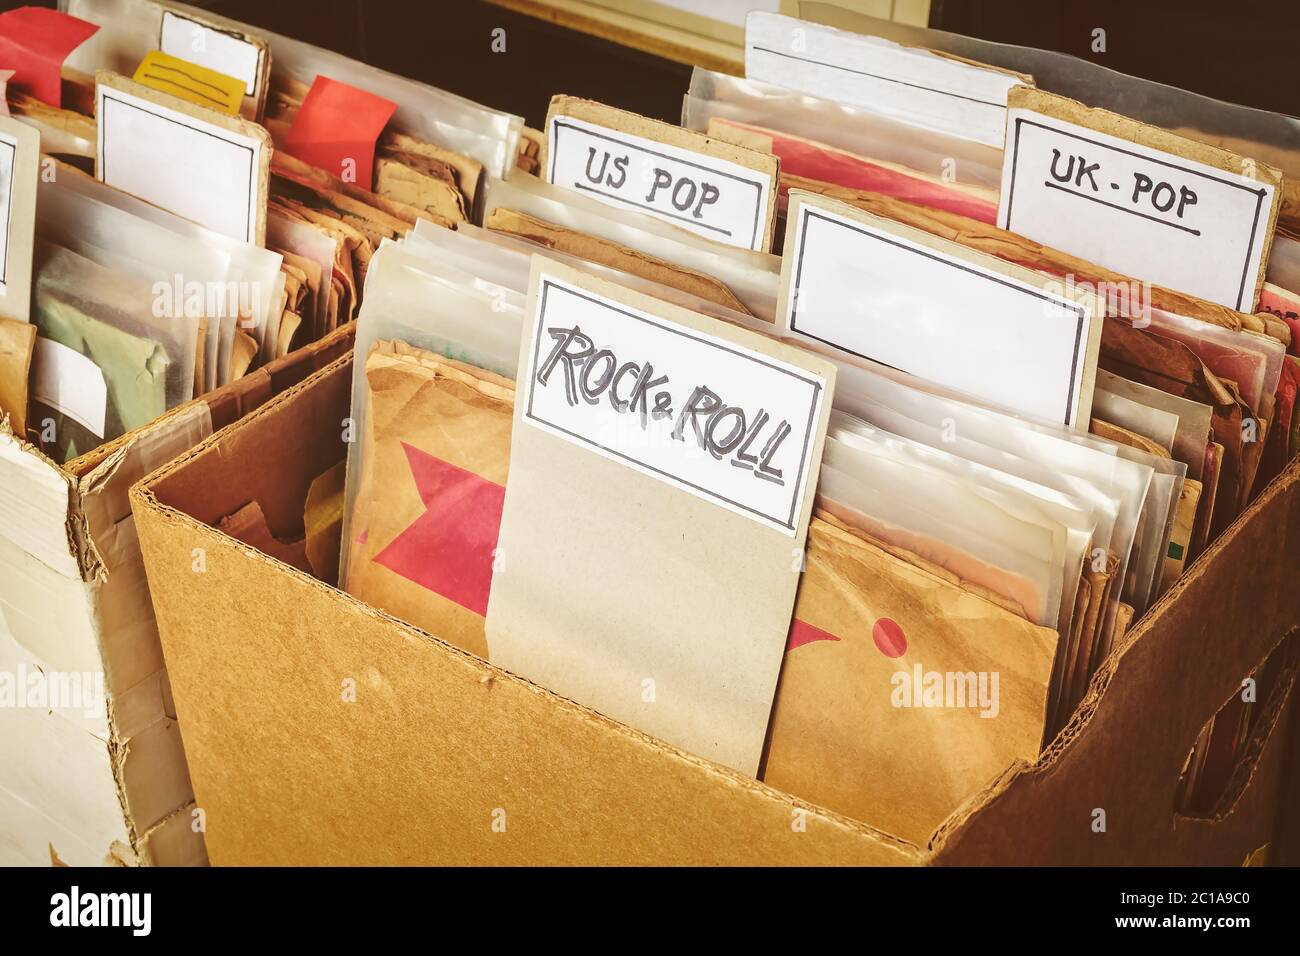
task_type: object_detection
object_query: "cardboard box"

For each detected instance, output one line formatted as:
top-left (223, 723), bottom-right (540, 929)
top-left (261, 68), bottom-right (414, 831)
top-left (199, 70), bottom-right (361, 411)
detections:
top-left (131, 355), bottom-right (1299, 865)
top-left (0, 325), bottom-right (353, 867)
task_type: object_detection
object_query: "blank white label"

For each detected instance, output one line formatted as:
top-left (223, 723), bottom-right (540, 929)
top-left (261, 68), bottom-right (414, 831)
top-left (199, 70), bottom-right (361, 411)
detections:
top-left (999, 108), bottom-right (1276, 311)
top-left (160, 11), bottom-right (262, 97)
top-left (521, 273), bottom-right (826, 535)
top-left (546, 114), bottom-right (772, 251)
top-left (782, 201), bottom-right (1096, 428)
top-left (0, 131), bottom-right (14, 294)
top-left (745, 12), bottom-right (1021, 147)
top-left (32, 337), bottom-right (107, 438)
top-left (96, 83), bottom-right (263, 244)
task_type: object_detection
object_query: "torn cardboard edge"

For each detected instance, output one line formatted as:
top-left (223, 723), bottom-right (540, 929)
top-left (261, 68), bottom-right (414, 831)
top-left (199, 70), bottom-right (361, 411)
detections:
top-left (0, 327), bottom-right (352, 870)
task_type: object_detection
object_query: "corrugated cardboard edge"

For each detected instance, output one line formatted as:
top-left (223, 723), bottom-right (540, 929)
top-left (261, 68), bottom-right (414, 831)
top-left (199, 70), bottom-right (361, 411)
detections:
top-left (77, 326), bottom-right (354, 865)
top-left (1007, 86), bottom-right (1283, 313)
top-left (131, 355), bottom-right (923, 866)
top-left (928, 454), bottom-right (1300, 864)
top-left (1, 327), bottom-right (353, 866)
top-left (0, 412), bottom-right (202, 866)
top-left (542, 95), bottom-right (781, 252)
top-left (0, 417), bottom-right (81, 576)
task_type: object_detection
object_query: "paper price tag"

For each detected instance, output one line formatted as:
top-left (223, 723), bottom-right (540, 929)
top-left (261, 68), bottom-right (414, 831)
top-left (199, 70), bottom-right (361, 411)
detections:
top-left (283, 75), bottom-right (397, 190)
top-left (0, 7), bottom-right (98, 108)
top-left (133, 50), bottom-right (245, 116)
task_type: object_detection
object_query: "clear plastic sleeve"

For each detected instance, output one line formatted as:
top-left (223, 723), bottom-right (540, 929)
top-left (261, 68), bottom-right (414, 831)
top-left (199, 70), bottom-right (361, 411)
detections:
top-left (683, 69), bottom-right (1003, 189)
top-left (46, 163), bottom-right (285, 385)
top-left (795, 3), bottom-right (1300, 180)
top-left (31, 240), bottom-right (198, 460)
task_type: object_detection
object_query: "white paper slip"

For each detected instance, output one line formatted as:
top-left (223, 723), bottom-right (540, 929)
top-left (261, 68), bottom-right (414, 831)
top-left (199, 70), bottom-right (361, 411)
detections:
top-left (744, 12), bottom-right (1027, 147)
top-left (0, 132), bottom-right (14, 296)
top-left (521, 271), bottom-right (827, 535)
top-left (999, 91), bottom-right (1281, 312)
top-left (0, 116), bottom-right (39, 318)
top-left (32, 337), bottom-right (107, 439)
top-left (779, 190), bottom-right (1103, 429)
top-left (96, 75), bottom-right (269, 244)
top-left (546, 114), bottom-right (773, 252)
top-left (160, 9), bottom-right (264, 97)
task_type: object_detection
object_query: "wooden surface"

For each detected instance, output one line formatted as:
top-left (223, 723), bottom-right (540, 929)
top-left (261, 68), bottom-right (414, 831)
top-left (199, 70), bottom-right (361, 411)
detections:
top-left (485, 0), bottom-right (746, 74)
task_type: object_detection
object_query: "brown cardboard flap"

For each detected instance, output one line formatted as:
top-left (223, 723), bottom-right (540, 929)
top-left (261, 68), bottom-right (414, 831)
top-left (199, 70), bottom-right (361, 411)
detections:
top-left (132, 356), bottom-right (917, 866)
top-left (0, 316), bottom-right (36, 437)
top-left (931, 455), bottom-right (1300, 864)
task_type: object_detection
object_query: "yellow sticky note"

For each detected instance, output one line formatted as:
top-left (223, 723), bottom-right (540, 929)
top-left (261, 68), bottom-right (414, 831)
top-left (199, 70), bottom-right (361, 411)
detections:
top-left (132, 50), bottom-right (244, 116)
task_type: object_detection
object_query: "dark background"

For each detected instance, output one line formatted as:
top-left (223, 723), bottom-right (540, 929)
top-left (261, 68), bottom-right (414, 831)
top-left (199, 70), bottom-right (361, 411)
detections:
top-left (89, 0), bottom-right (1300, 127)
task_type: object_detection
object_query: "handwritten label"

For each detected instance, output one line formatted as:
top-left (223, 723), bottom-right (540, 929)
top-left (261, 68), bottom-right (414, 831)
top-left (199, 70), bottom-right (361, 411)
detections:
top-left (999, 108), bottom-right (1277, 312)
top-left (744, 12), bottom-right (1023, 147)
top-left (32, 336), bottom-right (107, 438)
top-left (780, 194), bottom-right (1100, 428)
top-left (160, 9), bottom-right (262, 98)
top-left (96, 79), bottom-right (265, 244)
top-left (521, 272), bottom-right (826, 535)
top-left (546, 114), bottom-right (772, 251)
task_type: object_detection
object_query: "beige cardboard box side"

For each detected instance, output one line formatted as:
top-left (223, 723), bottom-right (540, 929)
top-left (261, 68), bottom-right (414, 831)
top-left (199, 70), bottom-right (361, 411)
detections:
top-left (0, 327), bottom-right (352, 866)
top-left (131, 356), bottom-right (1298, 865)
